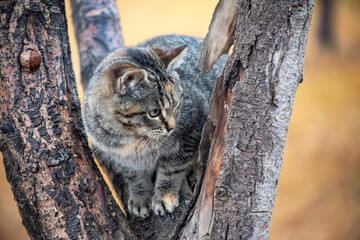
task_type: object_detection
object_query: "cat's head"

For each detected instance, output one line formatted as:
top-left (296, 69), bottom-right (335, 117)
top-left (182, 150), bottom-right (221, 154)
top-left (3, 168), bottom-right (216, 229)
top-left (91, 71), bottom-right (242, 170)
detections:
top-left (96, 45), bottom-right (187, 139)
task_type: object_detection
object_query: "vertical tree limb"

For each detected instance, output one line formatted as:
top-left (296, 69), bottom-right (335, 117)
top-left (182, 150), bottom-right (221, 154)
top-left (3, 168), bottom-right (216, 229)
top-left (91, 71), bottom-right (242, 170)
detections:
top-left (0, 1), bottom-right (135, 239)
top-left (318, 0), bottom-right (334, 46)
top-left (181, 0), bottom-right (314, 239)
top-left (70, 0), bottom-right (128, 214)
top-left (70, 0), bottom-right (124, 88)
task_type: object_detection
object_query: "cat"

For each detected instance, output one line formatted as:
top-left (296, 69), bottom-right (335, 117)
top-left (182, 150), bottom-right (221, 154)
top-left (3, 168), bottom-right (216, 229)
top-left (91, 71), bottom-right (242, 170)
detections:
top-left (82, 34), bottom-right (226, 218)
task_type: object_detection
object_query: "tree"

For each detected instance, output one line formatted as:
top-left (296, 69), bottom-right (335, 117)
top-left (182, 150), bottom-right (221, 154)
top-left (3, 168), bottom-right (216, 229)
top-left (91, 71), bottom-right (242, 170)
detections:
top-left (318, 0), bottom-right (334, 46)
top-left (0, 0), bottom-right (134, 239)
top-left (0, 0), bottom-right (314, 239)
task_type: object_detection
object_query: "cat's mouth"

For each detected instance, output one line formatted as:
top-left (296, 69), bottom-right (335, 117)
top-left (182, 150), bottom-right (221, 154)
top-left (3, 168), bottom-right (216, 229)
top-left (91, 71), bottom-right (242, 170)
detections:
top-left (148, 127), bottom-right (173, 139)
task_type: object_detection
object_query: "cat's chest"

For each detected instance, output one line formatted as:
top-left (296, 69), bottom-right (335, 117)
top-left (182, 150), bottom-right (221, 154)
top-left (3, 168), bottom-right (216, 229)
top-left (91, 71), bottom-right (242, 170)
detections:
top-left (111, 136), bottom-right (179, 172)
top-left (118, 138), bottom-right (151, 156)
top-left (111, 138), bottom-right (162, 171)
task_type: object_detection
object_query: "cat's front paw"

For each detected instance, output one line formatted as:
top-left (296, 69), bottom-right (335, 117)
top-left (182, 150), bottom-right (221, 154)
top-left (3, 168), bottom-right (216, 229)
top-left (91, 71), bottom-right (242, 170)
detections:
top-left (127, 196), bottom-right (151, 218)
top-left (152, 193), bottom-right (179, 216)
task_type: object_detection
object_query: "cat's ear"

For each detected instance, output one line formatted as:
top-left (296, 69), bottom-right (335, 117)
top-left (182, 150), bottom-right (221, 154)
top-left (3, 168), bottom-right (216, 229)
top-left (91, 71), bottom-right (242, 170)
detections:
top-left (152, 45), bottom-right (187, 67)
top-left (103, 63), bottom-right (137, 96)
top-left (116, 69), bottom-right (152, 95)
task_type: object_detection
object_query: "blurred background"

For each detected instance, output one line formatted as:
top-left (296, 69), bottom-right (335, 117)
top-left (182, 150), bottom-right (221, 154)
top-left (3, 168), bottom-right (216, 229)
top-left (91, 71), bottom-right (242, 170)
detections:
top-left (1, 0), bottom-right (359, 239)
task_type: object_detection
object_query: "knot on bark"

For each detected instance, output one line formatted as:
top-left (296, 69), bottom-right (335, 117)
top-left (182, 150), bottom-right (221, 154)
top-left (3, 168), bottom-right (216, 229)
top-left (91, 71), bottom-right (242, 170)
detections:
top-left (20, 48), bottom-right (41, 71)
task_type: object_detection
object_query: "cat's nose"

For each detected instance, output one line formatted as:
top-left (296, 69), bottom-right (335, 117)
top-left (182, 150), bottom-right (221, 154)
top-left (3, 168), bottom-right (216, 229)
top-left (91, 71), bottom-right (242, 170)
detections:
top-left (165, 117), bottom-right (175, 133)
top-left (165, 122), bottom-right (175, 133)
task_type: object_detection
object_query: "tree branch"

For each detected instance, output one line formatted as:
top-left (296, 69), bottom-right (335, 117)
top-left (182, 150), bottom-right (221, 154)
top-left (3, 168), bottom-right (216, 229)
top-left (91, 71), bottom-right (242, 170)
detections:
top-left (0, 1), bottom-right (134, 239)
top-left (197, 0), bottom-right (238, 74)
top-left (182, 0), bottom-right (314, 239)
top-left (70, 0), bottom-right (124, 88)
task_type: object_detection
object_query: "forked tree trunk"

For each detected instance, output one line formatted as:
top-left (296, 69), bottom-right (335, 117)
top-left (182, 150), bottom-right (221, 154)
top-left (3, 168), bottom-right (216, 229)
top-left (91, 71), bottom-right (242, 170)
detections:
top-left (0, 0), bottom-right (314, 239)
top-left (0, 1), bottom-right (134, 239)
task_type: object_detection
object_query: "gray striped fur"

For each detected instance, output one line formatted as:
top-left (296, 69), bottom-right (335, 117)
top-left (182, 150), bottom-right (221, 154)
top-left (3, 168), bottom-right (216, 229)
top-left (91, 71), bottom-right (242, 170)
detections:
top-left (82, 35), bottom-right (227, 218)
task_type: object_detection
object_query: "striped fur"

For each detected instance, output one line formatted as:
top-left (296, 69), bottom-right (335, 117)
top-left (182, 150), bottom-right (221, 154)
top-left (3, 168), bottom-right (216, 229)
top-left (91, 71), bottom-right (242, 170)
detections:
top-left (82, 35), bottom-right (227, 218)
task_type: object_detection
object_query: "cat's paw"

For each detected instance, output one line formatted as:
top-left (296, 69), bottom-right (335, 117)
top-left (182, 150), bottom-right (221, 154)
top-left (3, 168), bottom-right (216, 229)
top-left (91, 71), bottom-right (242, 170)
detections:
top-left (152, 193), bottom-right (179, 216)
top-left (127, 196), bottom-right (151, 218)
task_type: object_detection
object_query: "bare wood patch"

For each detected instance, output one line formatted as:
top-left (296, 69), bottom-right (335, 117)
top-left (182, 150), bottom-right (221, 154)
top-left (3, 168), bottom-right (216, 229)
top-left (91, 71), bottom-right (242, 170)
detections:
top-left (197, 0), bottom-right (238, 73)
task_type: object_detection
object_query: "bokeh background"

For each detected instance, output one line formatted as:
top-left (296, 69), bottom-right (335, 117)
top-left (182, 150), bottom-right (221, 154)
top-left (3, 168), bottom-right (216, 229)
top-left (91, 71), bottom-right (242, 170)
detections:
top-left (1, 0), bottom-right (359, 239)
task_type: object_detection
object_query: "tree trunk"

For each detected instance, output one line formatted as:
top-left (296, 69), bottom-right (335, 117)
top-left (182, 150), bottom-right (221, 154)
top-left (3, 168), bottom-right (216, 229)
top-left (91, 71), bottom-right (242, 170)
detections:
top-left (0, 1), bottom-right (134, 239)
top-left (0, 0), bottom-right (314, 239)
top-left (318, 0), bottom-right (334, 46)
top-left (181, 0), bottom-right (314, 239)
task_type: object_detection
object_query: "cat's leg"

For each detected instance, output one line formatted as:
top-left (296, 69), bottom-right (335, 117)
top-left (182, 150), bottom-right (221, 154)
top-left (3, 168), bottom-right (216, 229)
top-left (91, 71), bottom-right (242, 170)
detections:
top-left (123, 170), bottom-right (153, 218)
top-left (152, 156), bottom-right (190, 215)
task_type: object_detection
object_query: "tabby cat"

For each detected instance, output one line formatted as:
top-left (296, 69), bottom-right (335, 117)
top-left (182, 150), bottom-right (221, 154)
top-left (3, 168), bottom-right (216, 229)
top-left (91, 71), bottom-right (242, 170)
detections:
top-left (82, 35), bottom-right (226, 218)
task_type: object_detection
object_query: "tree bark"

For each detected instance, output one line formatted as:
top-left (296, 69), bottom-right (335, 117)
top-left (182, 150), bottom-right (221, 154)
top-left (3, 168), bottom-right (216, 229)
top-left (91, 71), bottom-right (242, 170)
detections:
top-left (70, 0), bottom-right (124, 89)
top-left (0, 1), bottom-right (134, 239)
top-left (181, 0), bottom-right (314, 239)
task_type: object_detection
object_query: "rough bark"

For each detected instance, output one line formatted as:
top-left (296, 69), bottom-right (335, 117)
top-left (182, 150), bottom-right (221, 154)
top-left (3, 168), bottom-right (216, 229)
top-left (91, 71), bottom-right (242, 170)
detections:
top-left (70, 0), bottom-right (124, 89)
top-left (180, 0), bottom-right (314, 239)
top-left (0, 1), bottom-right (135, 239)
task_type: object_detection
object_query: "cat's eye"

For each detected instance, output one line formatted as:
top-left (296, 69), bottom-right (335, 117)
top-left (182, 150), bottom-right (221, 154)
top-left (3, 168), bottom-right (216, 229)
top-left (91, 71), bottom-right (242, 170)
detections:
top-left (148, 109), bottom-right (161, 118)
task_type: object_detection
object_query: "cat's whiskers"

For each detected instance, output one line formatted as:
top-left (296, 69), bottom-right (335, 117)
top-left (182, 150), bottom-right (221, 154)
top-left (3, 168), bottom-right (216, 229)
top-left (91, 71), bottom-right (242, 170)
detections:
top-left (143, 138), bottom-right (153, 151)
top-left (134, 139), bottom-right (147, 155)
top-left (150, 129), bottom-right (167, 138)
top-left (135, 137), bottom-right (151, 155)
top-left (124, 137), bottom-right (144, 155)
